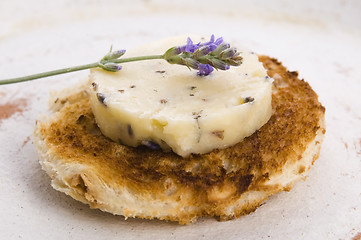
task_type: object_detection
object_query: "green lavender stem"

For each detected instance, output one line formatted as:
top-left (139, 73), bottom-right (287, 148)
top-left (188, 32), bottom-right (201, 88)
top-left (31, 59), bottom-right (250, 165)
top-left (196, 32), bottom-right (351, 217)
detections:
top-left (0, 54), bottom-right (164, 85)
top-left (0, 35), bottom-right (243, 85)
top-left (111, 55), bottom-right (164, 63)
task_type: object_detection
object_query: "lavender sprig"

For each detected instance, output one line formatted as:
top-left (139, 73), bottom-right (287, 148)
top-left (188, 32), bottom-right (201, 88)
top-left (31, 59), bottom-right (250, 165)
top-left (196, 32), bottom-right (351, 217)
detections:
top-left (0, 35), bottom-right (242, 85)
top-left (163, 35), bottom-right (243, 76)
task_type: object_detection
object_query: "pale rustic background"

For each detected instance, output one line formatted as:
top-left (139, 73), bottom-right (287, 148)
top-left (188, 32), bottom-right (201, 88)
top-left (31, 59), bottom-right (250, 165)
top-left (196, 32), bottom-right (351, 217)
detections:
top-left (0, 0), bottom-right (360, 239)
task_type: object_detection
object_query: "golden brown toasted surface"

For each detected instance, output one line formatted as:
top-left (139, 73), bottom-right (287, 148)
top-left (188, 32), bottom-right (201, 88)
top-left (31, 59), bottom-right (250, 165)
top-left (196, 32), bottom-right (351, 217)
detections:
top-left (36, 56), bottom-right (325, 223)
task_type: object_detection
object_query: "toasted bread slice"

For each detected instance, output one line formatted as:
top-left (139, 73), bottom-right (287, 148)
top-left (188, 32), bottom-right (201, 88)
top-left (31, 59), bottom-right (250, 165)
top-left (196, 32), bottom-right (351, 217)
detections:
top-left (33, 56), bottom-right (325, 224)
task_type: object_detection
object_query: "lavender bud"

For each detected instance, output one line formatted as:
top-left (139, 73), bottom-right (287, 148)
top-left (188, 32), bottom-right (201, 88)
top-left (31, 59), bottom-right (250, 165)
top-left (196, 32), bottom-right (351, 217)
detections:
top-left (166, 55), bottom-right (200, 70)
top-left (195, 45), bottom-right (213, 57)
top-left (182, 58), bottom-right (200, 70)
top-left (198, 64), bottom-right (214, 76)
top-left (99, 62), bottom-right (122, 72)
top-left (219, 48), bottom-right (237, 59)
top-left (164, 46), bottom-right (182, 59)
top-left (208, 58), bottom-right (229, 70)
top-left (104, 49), bottom-right (126, 60)
top-left (96, 93), bottom-right (107, 106)
top-left (102, 46), bottom-right (126, 60)
top-left (211, 43), bottom-right (231, 56)
top-left (141, 140), bottom-right (160, 150)
top-left (226, 55), bottom-right (243, 66)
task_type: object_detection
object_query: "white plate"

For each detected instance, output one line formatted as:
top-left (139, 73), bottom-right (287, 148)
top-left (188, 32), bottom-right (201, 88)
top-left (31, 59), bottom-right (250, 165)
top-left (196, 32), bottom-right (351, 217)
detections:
top-left (1, 1), bottom-right (361, 239)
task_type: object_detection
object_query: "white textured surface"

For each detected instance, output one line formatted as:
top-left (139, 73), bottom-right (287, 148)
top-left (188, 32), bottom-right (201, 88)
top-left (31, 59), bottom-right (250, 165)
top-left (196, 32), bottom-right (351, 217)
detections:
top-left (0, 0), bottom-right (360, 239)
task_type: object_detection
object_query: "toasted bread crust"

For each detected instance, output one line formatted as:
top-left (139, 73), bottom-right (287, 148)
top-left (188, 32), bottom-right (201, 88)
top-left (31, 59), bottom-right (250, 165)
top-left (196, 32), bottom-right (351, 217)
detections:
top-left (34, 56), bottom-right (325, 224)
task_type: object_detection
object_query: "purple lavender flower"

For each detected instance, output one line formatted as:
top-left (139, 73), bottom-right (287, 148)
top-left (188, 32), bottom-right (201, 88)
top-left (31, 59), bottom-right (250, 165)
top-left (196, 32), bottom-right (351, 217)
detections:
top-left (200, 34), bottom-right (223, 51)
top-left (179, 37), bottom-right (200, 53)
top-left (214, 36), bottom-right (223, 45)
top-left (179, 35), bottom-right (223, 54)
top-left (198, 64), bottom-right (214, 76)
top-left (163, 35), bottom-right (243, 76)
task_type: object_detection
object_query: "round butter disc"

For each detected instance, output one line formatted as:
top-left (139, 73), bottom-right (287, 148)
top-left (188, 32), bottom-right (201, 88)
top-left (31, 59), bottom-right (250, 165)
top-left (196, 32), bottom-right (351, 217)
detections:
top-left (89, 36), bottom-right (273, 157)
